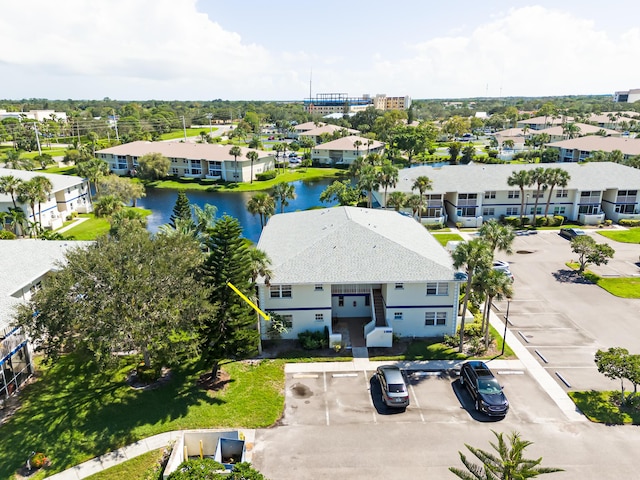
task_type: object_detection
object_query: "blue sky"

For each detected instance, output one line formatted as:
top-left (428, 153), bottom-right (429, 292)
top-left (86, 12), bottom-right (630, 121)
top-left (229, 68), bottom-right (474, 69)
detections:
top-left (1, 0), bottom-right (639, 101)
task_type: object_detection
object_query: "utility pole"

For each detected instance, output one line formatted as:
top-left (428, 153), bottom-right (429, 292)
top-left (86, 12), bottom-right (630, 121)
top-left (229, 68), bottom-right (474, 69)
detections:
top-left (113, 110), bottom-right (119, 142)
top-left (34, 125), bottom-right (42, 156)
top-left (181, 115), bottom-right (187, 142)
top-left (207, 113), bottom-right (213, 136)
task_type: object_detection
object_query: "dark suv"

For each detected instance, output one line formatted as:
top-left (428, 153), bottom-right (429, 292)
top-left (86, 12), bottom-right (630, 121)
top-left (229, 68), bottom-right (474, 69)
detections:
top-left (376, 365), bottom-right (410, 408)
top-left (459, 361), bottom-right (509, 416)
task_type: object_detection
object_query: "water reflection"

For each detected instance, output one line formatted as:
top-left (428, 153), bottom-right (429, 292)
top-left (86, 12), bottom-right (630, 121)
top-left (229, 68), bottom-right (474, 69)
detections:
top-left (137, 178), bottom-right (338, 243)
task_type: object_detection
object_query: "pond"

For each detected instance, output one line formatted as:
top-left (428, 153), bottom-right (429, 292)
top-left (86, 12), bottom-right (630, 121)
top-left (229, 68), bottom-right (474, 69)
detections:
top-left (136, 178), bottom-right (338, 244)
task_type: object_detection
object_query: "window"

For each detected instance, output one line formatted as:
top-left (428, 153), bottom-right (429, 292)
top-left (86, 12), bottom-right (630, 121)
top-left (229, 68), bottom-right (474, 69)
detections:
top-left (532, 192), bottom-right (545, 199)
top-left (459, 207), bottom-right (476, 217)
top-left (579, 205), bottom-right (599, 214)
top-left (615, 204), bottom-right (635, 213)
top-left (394, 312), bottom-right (403, 320)
top-left (338, 296), bottom-right (344, 307)
top-left (395, 283), bottom-right (404, 290)
top-left (314, 284), bottom-right (323, 291)
top-left (483, 208), bottom-right (495, 216)
top-left (281, 315), bottom-right (293, 328)
top-left (270, 285), bottom-right (292, 298)
top-left (315, 313), bottom-right (324, 322)
top-left (484, 191), bottom-right (496, 199)
top-left (425, 312), bottom-right (447, 326)
top-left (506, 207), bottom-right (518, 216)
top-left (426, 282), bottom-right (449, 296)
top-left (507, 190), bottom-right (519, 199)
top-left (556, 189), bottom-right (568, 198)
top-left (553, 206), bottom-right (566, 215)
top-left (171, 167), bottom-right (179, 175)
top-left (190, 159), bottom-right (202, 175)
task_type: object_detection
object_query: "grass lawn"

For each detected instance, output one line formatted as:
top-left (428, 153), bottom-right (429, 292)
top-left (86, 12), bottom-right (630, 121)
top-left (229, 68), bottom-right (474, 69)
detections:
top-left (146, 168), bottom-right (346, 192)
top-left (43, 165), bottom-right (77, 175)
top-left (60, 208), bottom-right (151, 241)
top-left (566, 262), bottom-right (640, 299)
top-left (0, 355), bottom-right (285, 479)
top-left (568, 391), bottom-right (640, 424)
top-left (159, 128), bottom-right (216, 141)
top-left (85, 448), bottom-right (165, 480)
top-left (432, 233), bottom-right (464, 247)
top-left (598, 227), bottom-right (640, 243)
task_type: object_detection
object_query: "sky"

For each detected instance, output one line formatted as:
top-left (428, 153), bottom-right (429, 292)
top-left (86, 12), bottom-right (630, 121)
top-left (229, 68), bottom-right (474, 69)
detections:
top-left (1, 0), bottom-right (640, 101)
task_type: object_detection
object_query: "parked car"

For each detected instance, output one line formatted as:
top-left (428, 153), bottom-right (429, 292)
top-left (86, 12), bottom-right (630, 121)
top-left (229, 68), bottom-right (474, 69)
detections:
top-left (376, 365), bottom-right (410, 408)
top-left (493, 260), bottom-right (514, 282)
top-left (559, 228), bottom-right (586, 239)
top-left (459, 361), bottom-right (509, 416)
top-left (289, 157), bottom-right (301, 164)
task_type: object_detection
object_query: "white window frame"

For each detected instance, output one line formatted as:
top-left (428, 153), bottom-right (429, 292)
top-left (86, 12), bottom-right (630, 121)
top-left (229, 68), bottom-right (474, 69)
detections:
top-left (426, 282), bottom-right (449, 296)
top-left (270, 284), bottom-right (292, 298)
top-left (425, 312), bottom-right (447, 326)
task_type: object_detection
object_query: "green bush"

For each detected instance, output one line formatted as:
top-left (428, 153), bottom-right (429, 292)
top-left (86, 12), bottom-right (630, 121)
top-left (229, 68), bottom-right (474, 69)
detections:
top-left (0, 230), bottom-right (16, 239)
top-left (199, 178), bottom-right (217, 185)
top-left (503, 216), bottom-right (521, 227)
top-left (619, 219), bottom-right (640, 227)
top-left (256, 170), bottom-right (277, 181)
top-left (604, 219), bottom-right (613, 226)
top-left (135, 365), bottom-right (160, 383)
top-left (167, 458), bottom-right (225, 479)
top-left (425, 223), bottom-right (444, 230)
top-left (298, 330), bottom-right (328, 350)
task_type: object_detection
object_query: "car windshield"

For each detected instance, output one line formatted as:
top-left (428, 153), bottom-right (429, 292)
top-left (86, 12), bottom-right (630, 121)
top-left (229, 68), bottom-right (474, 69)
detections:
top-left (388, 383), bottom-right (406, 393)
top-left (478, 378), bottom-right (502, 395)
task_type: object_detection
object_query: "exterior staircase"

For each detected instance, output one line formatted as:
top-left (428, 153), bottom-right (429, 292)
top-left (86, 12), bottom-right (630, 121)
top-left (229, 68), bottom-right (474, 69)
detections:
top-left (372, 289), bottom-right (386, 327)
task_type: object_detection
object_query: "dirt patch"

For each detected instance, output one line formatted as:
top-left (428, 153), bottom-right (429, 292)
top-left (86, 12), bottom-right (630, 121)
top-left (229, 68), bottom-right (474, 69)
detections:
top-left (290, 382), bottom-right (313, 399)
top-left (126, 367), bottom-right (172, 391)
top-left (197, 370), bottom-right (232, 392)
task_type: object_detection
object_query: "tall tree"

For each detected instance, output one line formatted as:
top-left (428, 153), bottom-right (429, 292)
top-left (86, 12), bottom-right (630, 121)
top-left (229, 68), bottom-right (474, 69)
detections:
top-left (0, 175), bottom-right (22, 208)
top-left (411, 175), bottom-right (433, 218)
top-left (450, 430), bottom-right (563, 479)
top-left (452, 238), bottom-right (492, 352)
top-left (137, 152), bottom-right (170, 180)
top-left (570, 236), bottom-right (615, 273)
top-left (33, 176), bottom-right (53, 234)
top-left (98, 175), bottom-right (146, 207)
top-left (378, 161), bottom-right (399, 208)
top-left (478, 219), bottom-right (515, 254)
top-left (76, 158), bottom-right (110, 197)
top-left (271, 181), bottom-right (296, 214)
top-left (246, 150), bottom-right (259, 183)
top-left (387, 191), bottom-right (407, 211)
top-left (199, 216), bottom-right (258, 377)
top-left (529, 167), bottom-right (547, 227)
top-left (169, 191), bottom-right (192, 228)
top-left (475, 269), bottom-right (514, 348)
top-left (247, 192), bottom-right (275, 229)
top-left (448, 142), bottom-right (462, 164)
top-left (3, 150), bottom-right (33, 170)
top-left (357, 164), bottom-right (380, 208)
top-left (542, 168), bottom-right (570, 219)
top-left (16, 223), bottom-right (207, 371)
top-left (229, 145), bottom-right (242, 181)
top-left (16, 177), bottom-right (41, 235)
top-left (461, 144), bottom-right (476, 164)
top-left (319, 180), bottom-right (361, 206)
top-left (507, 170), bottom-right (532, 226)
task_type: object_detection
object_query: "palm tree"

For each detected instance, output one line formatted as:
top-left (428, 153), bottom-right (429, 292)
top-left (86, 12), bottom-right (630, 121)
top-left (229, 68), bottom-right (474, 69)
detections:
top-left (7, 207), bottom-right (27, 236)
top-left (411, 175), bottom-right (433, 218)
top-left (4, 150), bottom-right (33, 170)
top-left (248, 247), bottom-right (272, 355)
top-left (16, 178), bottom-right (41, 235)
top-left (353, 139), bottom-right (363, 157)
top-left (543, 168), bottom-right (570, 219)
top-left (246, 150), bottom-right (259, 184)
top-left (507, 170), bottom-right (532, 226)
top-left (33, 176), bottom-right (53, 234)
top-left (387, 191), bottom-right (407, 211)
top-left (405, 193), bottom-right (424, 218)
top-left (271, 182), bottom-right (296, 213)
top-left (76, 158), bottom-right (109, 198)
top-left (0, 175), bottom-right (22, 208)
top-left (478, 219), bottom-right (515, 254)
top-left (529, 167), bottom-right (546, 227)
top-left (450, 430), bottom-right (563, 479)
top-left (562, 122), bottom-right (581, 140)
top-left (475, 269), bottom-right (514, 348)
top-left (357, 164), bottom-right (380, 208)
top-left (378, 161), bottom-right (399, 207)
top-left (247, 192), bottom-right (275, 229)
top-left (452, 238), bottom-right (492, 352)
top-left (229, 145), bottom-right (242, 182)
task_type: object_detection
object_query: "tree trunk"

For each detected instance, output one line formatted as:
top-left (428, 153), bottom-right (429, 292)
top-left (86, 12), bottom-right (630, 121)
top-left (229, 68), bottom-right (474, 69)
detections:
top-left (211, 360), bottom-right (220, 379)
top-left (484, 296), bottom-right (494, 349)
top-left (142, 346), bottom-right (151, 368)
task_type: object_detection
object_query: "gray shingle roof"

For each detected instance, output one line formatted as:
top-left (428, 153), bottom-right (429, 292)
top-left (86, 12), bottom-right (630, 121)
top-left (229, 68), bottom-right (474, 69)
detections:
top-left (389, 161), bottom-right (640, 194)
top-left (257, 206), bottom-right (456, 284)
top-left (0, 240), bottom-right (91, 330)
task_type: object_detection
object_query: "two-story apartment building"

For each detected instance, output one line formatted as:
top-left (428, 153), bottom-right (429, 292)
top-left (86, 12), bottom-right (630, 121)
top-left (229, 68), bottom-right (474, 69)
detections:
top-left (545, 136), bottom-right (640, 163)
top-left (377, 162), bottom-right (640, 226)
top-left (311, 135), bottom-right (385, 166)
top-left (96, 141), bottom-right (275, 182)
top-left (0, 168), bottom-right (92, 231)
top-left (256, 207), bottom-right (463, 348)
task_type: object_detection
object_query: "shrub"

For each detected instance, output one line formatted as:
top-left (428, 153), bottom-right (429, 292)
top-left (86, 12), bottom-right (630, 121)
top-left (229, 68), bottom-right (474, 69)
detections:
top-left (298, 330), bottom-right (328, 350)
top-left (256, 170), bottom-right (277, 181)
top-left (167, 458), bottom-right (226, 479)
top-left (136, 364), bottom-right (160, 383)
top-left (619, 219), bottom-right (640, 227)
top-left (30, 453), bottom-right (49, 469)
top-left (503, 216), bottom-right (521, 227)
top-left (425, 223), bottom-right (444, 230)
top-left (604, 219), bottom-right (613, 226)
top-left (0, 230), bottom-right (16, 240)
top-left (199, 178), bottom-right (217, 185)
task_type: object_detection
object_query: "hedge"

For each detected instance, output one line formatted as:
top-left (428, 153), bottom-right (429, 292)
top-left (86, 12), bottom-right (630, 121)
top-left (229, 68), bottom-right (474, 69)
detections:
top-left (619, 219), bottom-right (640, 227)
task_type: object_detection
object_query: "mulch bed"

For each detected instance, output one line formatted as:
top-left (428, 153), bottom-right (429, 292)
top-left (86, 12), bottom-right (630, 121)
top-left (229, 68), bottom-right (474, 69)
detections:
top-left (197, 370), bottom-right (232, 392)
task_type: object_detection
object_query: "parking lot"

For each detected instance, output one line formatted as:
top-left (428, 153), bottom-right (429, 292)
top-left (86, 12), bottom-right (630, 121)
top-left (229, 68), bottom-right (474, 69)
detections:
top-left (282, 361), bottom-right (565, 428)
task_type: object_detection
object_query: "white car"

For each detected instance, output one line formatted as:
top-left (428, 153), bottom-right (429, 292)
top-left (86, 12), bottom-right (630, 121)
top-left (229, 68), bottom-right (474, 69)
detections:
top-left (493, 260), bottom-right (514, 281)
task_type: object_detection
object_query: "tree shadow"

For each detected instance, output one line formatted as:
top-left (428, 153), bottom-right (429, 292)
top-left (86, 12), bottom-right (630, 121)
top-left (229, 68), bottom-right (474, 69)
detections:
top-left (552, 269), bottom-right (594, 284)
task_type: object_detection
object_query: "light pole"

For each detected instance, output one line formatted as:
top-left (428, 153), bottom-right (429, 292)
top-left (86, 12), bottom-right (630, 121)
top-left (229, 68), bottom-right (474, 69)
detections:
top-left (501, 298), bottom-right (511, 356)
top-left (525, 194), bottom-right (530, 227)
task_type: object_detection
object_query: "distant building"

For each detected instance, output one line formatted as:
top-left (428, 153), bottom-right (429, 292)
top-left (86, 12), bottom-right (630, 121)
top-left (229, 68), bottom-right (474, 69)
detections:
top-left (96, 141), bottom-right (275, 182)
top-left (613, 89), bottom-right (640, 103)
top-left (0, 110), bottom-right (67, 122)
top-left (304, 93), bottom-right (410, 115)
top-left (311, 135), bottom-right (385, 166)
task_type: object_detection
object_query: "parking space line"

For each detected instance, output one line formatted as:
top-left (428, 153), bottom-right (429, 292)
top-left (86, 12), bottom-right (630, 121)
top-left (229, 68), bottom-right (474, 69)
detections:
top-left (323, 372), bottom-right (329, 426)
top-left (332, 373), bottom-right (358, 378)
top-left (364, 369), bottom-right (377, 424)
top-left (408, 383), bottom-right (425, 423)
top-left (293, 373), bottom-right (318, 379)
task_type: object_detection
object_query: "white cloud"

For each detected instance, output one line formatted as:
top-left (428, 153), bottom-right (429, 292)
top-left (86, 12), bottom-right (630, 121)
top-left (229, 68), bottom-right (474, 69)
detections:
top-left (0, 3), bottom-right (638, 99)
